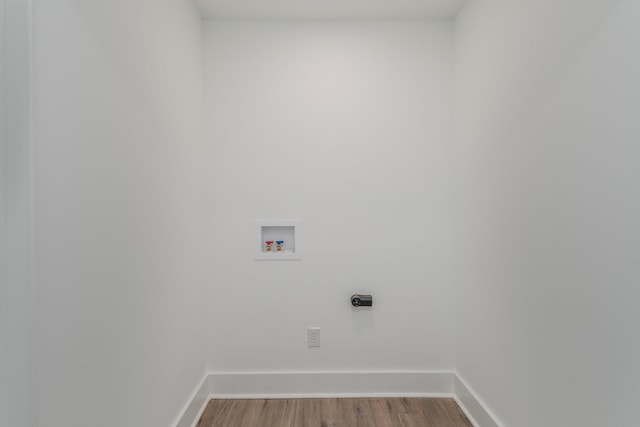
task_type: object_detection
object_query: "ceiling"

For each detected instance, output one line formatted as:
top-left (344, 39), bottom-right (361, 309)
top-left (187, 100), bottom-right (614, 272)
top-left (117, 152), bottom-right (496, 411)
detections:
top-left (193, 0), bottom-right (467, 19)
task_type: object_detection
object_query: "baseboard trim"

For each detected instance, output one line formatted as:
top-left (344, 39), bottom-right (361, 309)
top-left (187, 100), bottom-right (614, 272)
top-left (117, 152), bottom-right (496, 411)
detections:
top-left (174, 374), bottom-right (210, 427)
top-left (453, 375), bottom-right (502, 427)
top-left (175, 371), bottom-right (500, 427)
top-left (209, 392), bottom-right (453, 399)
top-left (208, 371), bottom-right (455, 396)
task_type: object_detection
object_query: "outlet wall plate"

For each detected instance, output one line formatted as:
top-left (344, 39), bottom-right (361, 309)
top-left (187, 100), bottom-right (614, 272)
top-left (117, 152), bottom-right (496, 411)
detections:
top-left (307, 327), bottom-right (320, 347)
top-left (255, 219), bottom-right (302, 260)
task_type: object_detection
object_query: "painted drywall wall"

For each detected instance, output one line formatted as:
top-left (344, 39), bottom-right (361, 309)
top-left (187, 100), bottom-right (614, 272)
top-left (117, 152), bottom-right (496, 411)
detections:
top-left (1, 1), bottom-right (7, 422)
top-left (454, 0), bottom-right (640, 426)
top-left (1, 0), bottom-right (35, 425)
top-left (204, 20), bottom-right (456, 372)
top-left (2, 1), bottom-right (8, 424)
top-left (32, 1), bottom-right (208, 426)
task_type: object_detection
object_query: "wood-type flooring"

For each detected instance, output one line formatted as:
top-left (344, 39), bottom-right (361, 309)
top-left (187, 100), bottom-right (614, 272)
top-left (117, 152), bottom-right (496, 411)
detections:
top-left (197, 397), bottom-right (473, 427)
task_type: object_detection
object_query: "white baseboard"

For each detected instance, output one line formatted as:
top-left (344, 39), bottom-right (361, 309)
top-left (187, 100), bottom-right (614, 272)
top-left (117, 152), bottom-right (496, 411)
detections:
top-left (174, 371), bottom-right (500, 427)
top-left (207, 371), bottom-right (455, 398)
top-left (453, 375), bottom-right (502, 427)
top-left (174, 374), bottom-right (210, 427)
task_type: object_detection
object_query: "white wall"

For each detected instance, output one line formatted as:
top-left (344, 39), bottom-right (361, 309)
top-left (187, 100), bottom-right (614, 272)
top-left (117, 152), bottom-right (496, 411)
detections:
top-left (1, 0), bottom-right (35, 426)
top-left (1, 1), bottom-right (8, 423)
top-left (454, 1), bottom-right (640, 426)
top-left (204, 20), bottom-right (456, 372)
top-left (32, 1), bottom-right (209, 426)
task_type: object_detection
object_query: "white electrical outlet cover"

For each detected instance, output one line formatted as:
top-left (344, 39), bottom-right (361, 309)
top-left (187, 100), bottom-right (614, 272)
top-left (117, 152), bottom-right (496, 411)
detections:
top-left (307, 327), bottom-right (320, 347)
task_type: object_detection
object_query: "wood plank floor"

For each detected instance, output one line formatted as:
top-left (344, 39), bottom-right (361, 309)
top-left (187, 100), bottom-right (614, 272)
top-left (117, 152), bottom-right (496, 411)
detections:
top-left (197, 397), bottom-right (473, 427)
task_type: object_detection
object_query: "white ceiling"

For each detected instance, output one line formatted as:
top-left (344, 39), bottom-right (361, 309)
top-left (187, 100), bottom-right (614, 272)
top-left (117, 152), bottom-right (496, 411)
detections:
top-left (194, 0), bottom-right (467, 19)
